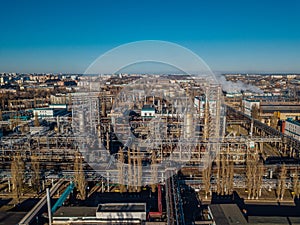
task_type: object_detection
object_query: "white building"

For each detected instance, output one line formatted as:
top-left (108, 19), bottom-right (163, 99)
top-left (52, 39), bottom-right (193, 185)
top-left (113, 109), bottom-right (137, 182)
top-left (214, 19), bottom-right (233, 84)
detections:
top-left (52, 203), bottom-right (146, 224)
top-left (33, 108), bottom-right (67, 118)
top-left (242, 99), bottom-right (260, 117)
top-left (96, 203), bottom-right (146, 221)
top-left (284, 118), bottom-right (300, 141)
top-left (194, 96), bottom-right (217, 117)
top-left (141, 105), bottom-right (155, 117)
top-left (49, 104), bottom-right (67, 109)
top-left (33, 108), bottom-right (55, 117)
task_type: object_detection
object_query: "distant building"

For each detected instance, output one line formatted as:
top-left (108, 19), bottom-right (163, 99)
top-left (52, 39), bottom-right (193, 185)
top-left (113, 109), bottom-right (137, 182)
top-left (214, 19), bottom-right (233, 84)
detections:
top-left (141, 105), bottom-right (155, 117)
top-left (243, 99), bottom-right (300, 125)
top-left (33, 108), bottom-right (67, 118)
top-left (225, 92), bottom-right (243, 98)
top-left (284, 118), bottom-right (300, 141)
top-left (48, 104), bottom-right (68, 109)
top-left (30, 126), bottom-right (49, 135)
top-left (50, 94), bottom-right (71, 105)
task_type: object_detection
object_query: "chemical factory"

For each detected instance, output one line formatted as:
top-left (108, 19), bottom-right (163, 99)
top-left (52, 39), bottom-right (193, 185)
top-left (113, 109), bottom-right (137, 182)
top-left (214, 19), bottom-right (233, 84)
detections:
top-left (0, 74), bottom-right (300, 225)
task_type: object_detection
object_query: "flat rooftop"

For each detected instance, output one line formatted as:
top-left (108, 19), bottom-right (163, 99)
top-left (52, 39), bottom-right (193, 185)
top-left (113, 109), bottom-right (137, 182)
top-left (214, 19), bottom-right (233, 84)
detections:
top-left (97, 203), bottom-right (146, 212)
top-left (248, 216), bottom-right (300, 225)
top-left (53, 206), bottom-right (97, 217)
top-left (209, 204), bottom-right (247, 225)
top-left (0, 211), bottom-right (27, 225)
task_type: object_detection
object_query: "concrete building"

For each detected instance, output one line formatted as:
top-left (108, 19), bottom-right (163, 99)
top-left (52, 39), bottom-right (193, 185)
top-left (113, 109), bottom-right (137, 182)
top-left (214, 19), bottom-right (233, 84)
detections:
top-left (284, 118), bottom-right (300, 141)
top-left (96, 203), bottom-right (147, 221)
top-left (33, 108), bottom-right (67, 118)
top-left (50, 94), bottom-right (71, 105)
top-left (194, 96), bottom-right (217, 117)
top-left (209, 204), bottom-right (247, 225)
top-left (260, 103), bottom-right (300, 120)
top-left (141, 105), bottom-right (155, 117)
top-left (242, 100), bottom-right (300, 126)
top-left (48, 104), bottom-right (68, 109)
top-left (52, 203), bottom-right (146, 224)
top-left (242, 99), bottom-right (260, 117)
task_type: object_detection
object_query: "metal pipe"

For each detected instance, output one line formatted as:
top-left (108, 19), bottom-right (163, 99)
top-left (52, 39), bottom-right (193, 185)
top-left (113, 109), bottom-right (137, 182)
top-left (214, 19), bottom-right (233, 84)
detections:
top-left (46, 188), bottom-right (52, 225)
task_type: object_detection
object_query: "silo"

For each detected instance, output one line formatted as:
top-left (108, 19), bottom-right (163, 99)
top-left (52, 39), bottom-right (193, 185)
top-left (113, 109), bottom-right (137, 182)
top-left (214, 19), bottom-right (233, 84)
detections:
top-left (185, 112), bottom-right (193, 139)
top-left (79, 110), bottom-right (85, 133)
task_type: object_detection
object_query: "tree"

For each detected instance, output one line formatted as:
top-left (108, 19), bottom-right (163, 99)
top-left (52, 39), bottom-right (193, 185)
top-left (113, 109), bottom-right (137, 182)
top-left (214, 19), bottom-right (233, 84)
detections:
top-left (246, 153), bottom-right (263, 199)
top-left (74, 152), bottom-right (86, 200)
top-left (31, 154), bottom-right (40, 193)
top-left (270, 112), bottom-right (279, 129)
top-left (34, 112), bottom-right (40, 127)
top-left (251, 104), bottom-right (260, 120)
top-left (202, 160), bottom-right (211, 199)
top-left (118, 148), bottom-right (126, 193)
top-left (11, 155), bottom-right (24, 203)
top-left (277, 164), bottom-right (287, 200)
top-left (293, 169), bottom-right (300, 199)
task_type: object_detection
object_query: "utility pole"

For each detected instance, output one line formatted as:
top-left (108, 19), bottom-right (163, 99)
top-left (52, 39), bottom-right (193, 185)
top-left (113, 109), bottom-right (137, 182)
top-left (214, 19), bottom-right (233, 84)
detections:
top-left (46, 188), bottom-right (52, 225)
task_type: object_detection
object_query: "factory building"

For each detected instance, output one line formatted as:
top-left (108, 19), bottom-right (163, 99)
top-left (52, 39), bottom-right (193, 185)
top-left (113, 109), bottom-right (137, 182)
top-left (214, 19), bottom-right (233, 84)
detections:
top-left (242, 99), bottom-right (260, 117)
top-left (33, 108), bottom-right (67, 118)
top-left (283, 118), bottom-right (300, 141)
top-left (242, 99), bottom-right (300, 125)
top-left (141, 105), bottom-right (155, 117)
top-left (52, 203), bottom-right (146, 224)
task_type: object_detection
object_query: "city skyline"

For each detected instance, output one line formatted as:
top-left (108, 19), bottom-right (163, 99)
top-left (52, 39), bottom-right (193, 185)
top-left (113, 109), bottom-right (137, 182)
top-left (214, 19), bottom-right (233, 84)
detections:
top-left (0, 0), bottom-right (300, 73)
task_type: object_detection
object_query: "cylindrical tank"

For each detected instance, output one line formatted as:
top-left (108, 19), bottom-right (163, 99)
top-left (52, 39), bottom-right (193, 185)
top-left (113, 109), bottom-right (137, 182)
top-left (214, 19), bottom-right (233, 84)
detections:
top-left (79, 110), bottom-right (85, 133)
top-left (185, 112), bottom-right (193, 139)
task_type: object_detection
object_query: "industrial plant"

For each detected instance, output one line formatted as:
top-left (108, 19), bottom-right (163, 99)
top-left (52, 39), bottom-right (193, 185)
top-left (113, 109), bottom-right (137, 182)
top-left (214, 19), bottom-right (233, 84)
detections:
top-left (0, 73), bottom-right (300, 224)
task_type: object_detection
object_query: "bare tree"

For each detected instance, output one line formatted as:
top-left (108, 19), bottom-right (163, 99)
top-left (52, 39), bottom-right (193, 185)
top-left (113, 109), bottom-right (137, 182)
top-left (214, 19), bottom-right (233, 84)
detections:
top-left (270, 112), bottom-right (278, 129)
top-left (202, 160), bottom-right (211, 199)
top-left (246, 153), bottom-right (264, 199)
top-left (293, 168), bottom-right (300, 199)
top-left (227, 161), bottom-right (234, 195)
top-left (31, 154), bottom-right (40, 194)
top-left (74, 152), bottom-right (86, 200)
top-left (246, 153), bottom-right (255, 199)
top-left (216, 153), bottom-right (234, 196)
top-left (118, 147), bottom-right (126, 193)
top-left (251, 104), bottom-right (260, 120)
top-left (11, 155), bottom-right (24, 203)
top-left (34, 112), bottom-right (40, 127)
top-left (277, 164), bottom-right (287, 200)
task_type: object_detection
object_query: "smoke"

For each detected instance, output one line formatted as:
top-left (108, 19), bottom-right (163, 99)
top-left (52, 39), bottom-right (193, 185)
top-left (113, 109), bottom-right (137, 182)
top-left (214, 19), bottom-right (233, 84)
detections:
top-left (215, 73), bottom-right (263, 94)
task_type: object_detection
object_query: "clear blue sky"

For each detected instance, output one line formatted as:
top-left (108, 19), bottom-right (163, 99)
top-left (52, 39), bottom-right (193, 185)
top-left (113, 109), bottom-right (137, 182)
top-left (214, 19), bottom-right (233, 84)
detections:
top-left (0, 0), bottom-right (300, 73)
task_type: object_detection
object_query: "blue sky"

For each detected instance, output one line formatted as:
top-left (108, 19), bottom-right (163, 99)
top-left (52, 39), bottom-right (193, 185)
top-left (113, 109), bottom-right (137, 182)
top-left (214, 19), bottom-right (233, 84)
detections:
top-left (0, 0), bottom-right (300, 73)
